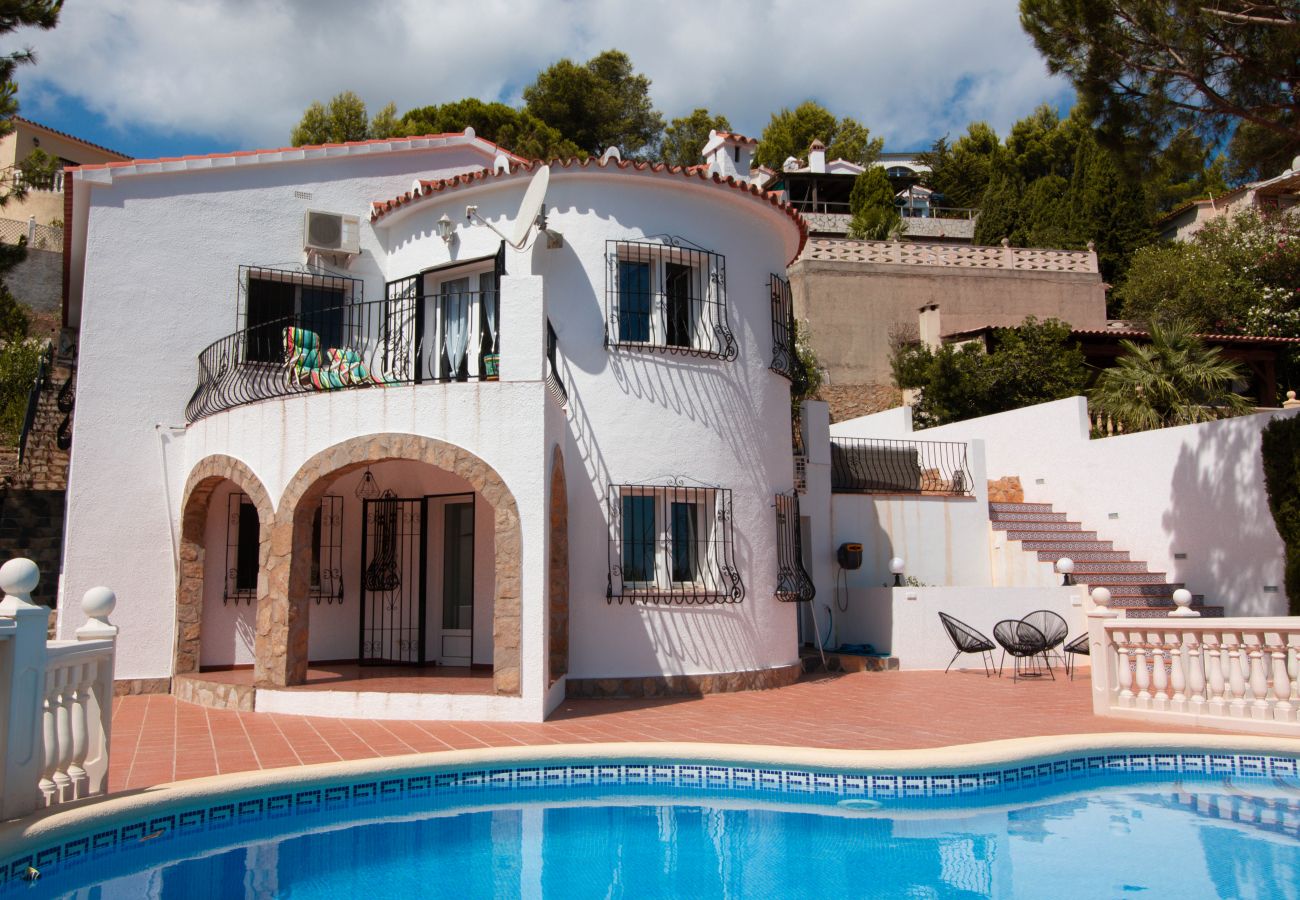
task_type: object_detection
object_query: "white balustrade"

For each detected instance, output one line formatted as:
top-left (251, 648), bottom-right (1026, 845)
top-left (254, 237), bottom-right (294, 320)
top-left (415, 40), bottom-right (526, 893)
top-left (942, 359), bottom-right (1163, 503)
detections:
top-left (800, 236), bottom-right (1099, 272)
top-left (1088, 615), bottom-right (1300, 735)
top-left (0, 558), bottom-right (117, 820)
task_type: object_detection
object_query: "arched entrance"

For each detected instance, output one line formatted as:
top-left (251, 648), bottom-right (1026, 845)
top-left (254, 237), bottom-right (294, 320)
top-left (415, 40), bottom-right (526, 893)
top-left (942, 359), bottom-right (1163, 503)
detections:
top-left (267, 434), bottom-right (523, 695)
top-left (175, 455), bottom-right (274, 676)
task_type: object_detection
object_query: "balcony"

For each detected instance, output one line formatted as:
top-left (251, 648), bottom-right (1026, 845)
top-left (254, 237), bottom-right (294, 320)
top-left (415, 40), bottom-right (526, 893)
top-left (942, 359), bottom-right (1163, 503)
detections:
top-left (185, 290), bottom-right (501, 422)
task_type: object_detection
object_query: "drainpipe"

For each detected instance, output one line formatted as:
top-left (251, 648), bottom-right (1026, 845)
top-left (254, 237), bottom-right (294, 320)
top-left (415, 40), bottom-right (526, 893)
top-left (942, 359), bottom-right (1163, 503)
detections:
top-left (155, 423), bottom-right (186, 675)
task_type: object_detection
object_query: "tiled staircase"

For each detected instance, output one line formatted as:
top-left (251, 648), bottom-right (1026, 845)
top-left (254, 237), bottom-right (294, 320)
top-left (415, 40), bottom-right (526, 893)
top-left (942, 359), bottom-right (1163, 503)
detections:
top-left (989, 502), bottom-right (1224, 618)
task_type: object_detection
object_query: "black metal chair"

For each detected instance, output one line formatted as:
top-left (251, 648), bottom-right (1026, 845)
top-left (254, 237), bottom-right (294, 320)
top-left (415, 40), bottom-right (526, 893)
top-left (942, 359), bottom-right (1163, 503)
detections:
top-left (1063, 633), bottom-right (1090, 679)
top-left (937, 612), bottom-right (997, 677)
top-left (1023, 609), bottom-right (1069, 664)
top-left (993, 619), bottom-right (1056, 682)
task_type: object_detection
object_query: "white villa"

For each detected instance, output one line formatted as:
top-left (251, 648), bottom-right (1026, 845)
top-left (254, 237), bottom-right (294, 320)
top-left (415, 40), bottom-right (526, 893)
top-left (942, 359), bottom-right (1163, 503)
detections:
top-left (45, 128), bottom-right (1296, 726)
top-left (56, 130), bottom-right (811, 722)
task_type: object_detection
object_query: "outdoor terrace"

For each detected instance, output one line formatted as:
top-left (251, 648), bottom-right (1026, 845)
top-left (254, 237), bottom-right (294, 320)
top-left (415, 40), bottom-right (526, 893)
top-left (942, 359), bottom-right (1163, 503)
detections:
top-left (108, 669), bottom-right (1262, 793)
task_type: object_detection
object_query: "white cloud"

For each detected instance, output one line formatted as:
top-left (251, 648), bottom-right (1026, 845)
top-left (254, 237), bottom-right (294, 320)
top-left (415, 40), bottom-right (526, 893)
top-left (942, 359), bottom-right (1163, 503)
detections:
top-left (3, 0), bottom-right (1071, 152)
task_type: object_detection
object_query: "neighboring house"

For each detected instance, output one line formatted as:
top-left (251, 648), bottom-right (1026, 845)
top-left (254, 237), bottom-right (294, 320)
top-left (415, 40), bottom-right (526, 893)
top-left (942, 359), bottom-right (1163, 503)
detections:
top-left (0, 117), bottom-right (129, 229)
top-left (1157, 158), bottom-right (1300, 242)
top-left (58, 130), bottom-right (811, 722)
top-left (760, 142), bottom-right (975, 241)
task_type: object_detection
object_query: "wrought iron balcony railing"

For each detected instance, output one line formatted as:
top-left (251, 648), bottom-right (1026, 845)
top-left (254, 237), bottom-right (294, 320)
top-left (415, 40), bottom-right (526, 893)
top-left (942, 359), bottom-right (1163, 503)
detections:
top-left (830, 437), bottom-right (973, 496)
top-left (185, 290), bottom-right (500, 422)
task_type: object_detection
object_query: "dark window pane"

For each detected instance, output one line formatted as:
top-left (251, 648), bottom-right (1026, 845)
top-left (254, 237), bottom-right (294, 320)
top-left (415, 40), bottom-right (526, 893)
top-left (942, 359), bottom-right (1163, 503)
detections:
top-left (299, 285), bottom-right (345, 348)
top-left (665, 262), bottom-right (692, 347)
top-left (246, 278), bottom-right (294, 363)
top-left (621, 494), bottom-right (655, 582)
top-left (671, 501), bottom-right (698, 582)
top-left (618, 261), bottom-right (650, 342)
top-left (310, 504), bottom-right (322, 588)
top-left (235, 500), bottom-right (259, 591)
top-left (442, 501), bottom-right (474, 630)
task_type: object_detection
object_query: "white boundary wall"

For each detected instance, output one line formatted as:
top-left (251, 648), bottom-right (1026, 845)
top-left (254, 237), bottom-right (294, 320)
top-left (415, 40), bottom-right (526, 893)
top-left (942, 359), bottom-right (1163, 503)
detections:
top-left (833, 397), bottom-right (1295, 616)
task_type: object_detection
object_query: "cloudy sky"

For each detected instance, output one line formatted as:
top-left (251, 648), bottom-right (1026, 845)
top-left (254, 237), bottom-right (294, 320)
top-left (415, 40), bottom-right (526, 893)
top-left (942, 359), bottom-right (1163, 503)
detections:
top-left (2, 0), bottom-right (1074, 160)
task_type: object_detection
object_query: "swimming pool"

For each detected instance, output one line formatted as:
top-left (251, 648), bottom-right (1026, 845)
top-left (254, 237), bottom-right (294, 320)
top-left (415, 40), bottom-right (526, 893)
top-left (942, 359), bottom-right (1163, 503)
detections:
top-left (3, 737), bottom-right (1297, 898)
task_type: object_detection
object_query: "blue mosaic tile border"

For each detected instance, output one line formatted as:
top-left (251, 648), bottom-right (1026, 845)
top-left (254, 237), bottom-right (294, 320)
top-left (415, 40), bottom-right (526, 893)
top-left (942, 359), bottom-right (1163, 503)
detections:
top-left (4, 750), bottom-right (1297, 887)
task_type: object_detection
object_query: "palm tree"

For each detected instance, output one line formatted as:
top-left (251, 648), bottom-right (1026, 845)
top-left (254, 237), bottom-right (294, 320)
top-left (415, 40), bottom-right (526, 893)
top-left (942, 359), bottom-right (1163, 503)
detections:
top-left (1089, 320), bottom-right (1253, 432)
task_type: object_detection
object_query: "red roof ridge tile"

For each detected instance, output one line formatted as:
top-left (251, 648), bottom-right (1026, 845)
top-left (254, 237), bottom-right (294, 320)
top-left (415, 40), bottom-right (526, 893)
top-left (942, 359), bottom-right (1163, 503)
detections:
top-left (370, 157), bottom-right (808, 263)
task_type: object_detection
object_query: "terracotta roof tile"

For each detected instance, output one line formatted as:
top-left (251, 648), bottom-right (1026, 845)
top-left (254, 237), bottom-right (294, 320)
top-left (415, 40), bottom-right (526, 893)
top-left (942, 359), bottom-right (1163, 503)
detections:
top-left (714, 131), bottom-right (758, 145)
top-left (13, 116), bottom-right (130, 160)
top-left (75, 131), bottom-right (525, 173)
top-left (369, 158), bottom-right (809, 263)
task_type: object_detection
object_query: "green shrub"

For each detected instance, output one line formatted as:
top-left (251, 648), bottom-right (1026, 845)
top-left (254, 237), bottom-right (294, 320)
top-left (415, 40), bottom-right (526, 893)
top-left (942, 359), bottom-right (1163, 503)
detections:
top-left (1261, 414), bottom-right (1300, 614)
top-left (0, 337), bottom-right (42, 446)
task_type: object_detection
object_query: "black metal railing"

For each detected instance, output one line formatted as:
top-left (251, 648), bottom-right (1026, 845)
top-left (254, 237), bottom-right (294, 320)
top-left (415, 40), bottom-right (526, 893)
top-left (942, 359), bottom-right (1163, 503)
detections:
top-left (311, 495), bottom-right (345, 605)
top-left (545, 318), bottom-right (567, 407)
top-left (607, 480), bottom-right (745, 605)
top-left (604, 236), bottom-right (736, 360)
top-left (186, 289), bottom-right (500, 422)
top-left (16, 343), bottom-right (52, 466)
top-left (830, 437), bottom-right (973, 495)
top-left (770, 273), bottom-right (796, 380)
top-left (774, 492), bottom-right (815, 602)
top-left (54, 364), bottom-right (75, 451)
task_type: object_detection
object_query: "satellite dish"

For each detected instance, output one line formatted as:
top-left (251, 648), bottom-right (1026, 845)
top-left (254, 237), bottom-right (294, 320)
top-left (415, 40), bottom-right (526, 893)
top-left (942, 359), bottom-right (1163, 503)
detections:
top-left (508, 165), bottom-right (550, 248)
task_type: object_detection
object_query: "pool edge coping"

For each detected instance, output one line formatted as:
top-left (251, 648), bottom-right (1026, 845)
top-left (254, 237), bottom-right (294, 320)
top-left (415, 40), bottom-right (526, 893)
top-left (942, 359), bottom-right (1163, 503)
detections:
top-left (4, 731), bottom-right (1299, 851)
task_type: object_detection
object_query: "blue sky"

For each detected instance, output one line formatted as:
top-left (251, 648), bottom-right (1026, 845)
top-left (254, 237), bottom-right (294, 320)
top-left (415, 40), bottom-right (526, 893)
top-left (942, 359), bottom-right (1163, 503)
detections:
top-left (4, 1), bottom-right (1074, 161)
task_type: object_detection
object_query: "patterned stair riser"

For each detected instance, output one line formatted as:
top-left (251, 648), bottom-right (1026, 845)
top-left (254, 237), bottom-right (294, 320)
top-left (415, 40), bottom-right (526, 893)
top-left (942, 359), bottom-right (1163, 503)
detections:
top-left (988, 502), bottom-right (1055, 513)
top-left (1069, 561), bottom-right (1151, 574)
top-left (987, 511), bottom-right (1071, 523)
top-left (1126, 607), bottom-right (1225, 619)
top-left (992, 520), bottom-right (1083, 532)
top-left (1005, 530), bottom-right (1098, 542)
top-left (1107, 595), bottom-right (1202, 608)
top-left (1022, 540), bottom-right (1115, 552)
top-left (1094, 584), bottom-right (1181, 598)
top-left (1034, 550), bottom-right (1129, 561)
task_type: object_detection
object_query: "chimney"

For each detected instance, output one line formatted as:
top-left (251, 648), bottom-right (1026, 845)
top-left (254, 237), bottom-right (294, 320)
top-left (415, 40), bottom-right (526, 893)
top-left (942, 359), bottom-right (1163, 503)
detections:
top-left (808, 139), bottom-right (827, 174)
top-left (918, 304), bottom-right (942, 351)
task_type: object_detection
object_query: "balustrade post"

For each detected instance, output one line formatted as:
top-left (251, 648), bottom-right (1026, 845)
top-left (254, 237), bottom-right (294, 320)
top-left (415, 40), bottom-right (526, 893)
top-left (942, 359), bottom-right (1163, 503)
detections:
top-left (1243, 632), bottom-right (1271, 720)
top-left (1134, 639), bottom-right (1153, 708)
top-left (0, 558), bottom-right (51, 820)
top-left (1148, 630), bottom-right (1170, 710)
top-left (39, 668), bottom-right (59, 806)
top-left (1225, 633), bottom-right (1247, 716)
top-left (1165, 629), bottom-right (1186, 712)
top-left (75, 585), bottom-right (118, 799)
top-left (1185, 631), bottom-right (1206, 713)
top-left (1266, 630), bottom-right (1293, 723)
top-left (1205, 634), bottom-right (1227, 716)
top-left (1289, 634), bottom-right (1300, 706)
top-left (1087, 594), bottom-right (1120, 715)
top-left (66, 660), bottom-right (91, 798)
top-left (1000, 238), bottom-right (1013, 269)
top-left (51, 666), bottom-right (73, 802)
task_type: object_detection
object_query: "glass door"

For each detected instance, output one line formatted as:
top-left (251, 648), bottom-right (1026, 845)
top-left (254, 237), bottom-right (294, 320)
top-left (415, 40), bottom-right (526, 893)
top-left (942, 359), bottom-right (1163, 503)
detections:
top-left (429, 495), bottom-right (475, 666)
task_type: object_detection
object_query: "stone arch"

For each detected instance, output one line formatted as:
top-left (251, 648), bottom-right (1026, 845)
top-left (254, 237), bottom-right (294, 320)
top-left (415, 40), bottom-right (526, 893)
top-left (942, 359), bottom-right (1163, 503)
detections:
top-left (548, 445), bottom-right (569, 685)
top-left (267, 433), bottom-right (523, 694)
top-left (176, 454), bottom-right (274, 676)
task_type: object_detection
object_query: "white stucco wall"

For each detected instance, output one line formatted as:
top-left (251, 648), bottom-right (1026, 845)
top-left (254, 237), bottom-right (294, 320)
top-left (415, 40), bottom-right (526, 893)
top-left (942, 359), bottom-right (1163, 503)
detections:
top-left (834, 397), bottom-right (1296, 616)
top-left (835, 585), bottom-right (1085, 670)
top-left (60, 147), bottom-right (805, 714)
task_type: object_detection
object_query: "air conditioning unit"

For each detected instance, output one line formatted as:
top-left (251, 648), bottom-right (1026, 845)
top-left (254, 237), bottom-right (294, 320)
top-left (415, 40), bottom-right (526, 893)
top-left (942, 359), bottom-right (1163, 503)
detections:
top-left (303, 210), bottom-right (361, 255)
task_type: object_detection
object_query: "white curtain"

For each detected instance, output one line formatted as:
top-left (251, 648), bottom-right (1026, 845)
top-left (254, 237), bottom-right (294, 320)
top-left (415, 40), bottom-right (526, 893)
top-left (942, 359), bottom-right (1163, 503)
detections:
top-left (481, 272), bottom-right (499, 348)
top-left (442, 286), bottom-right (470, 375)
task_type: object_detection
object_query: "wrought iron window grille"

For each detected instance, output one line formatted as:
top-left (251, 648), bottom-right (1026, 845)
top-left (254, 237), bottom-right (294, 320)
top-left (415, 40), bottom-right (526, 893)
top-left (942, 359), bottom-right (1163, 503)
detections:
top-left (606, 478), bottom-right (745, 605)
top-left (224, 492), bottom-right (259, 605)
top-left (830, 437), bottom-right (973, 496)
top-left (604, 236), bottom-right (736, 360)
top-left (310, 495), bottom-right (344, 605)
top-left (769, 273), bottom-right (797, 380)
top-left (774, 492), bottom-right (815, 602)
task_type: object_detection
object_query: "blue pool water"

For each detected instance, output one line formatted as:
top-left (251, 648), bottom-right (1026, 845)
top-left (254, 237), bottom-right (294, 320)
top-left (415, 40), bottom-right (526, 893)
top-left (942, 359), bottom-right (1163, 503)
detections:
top-left (6, 755), bottom-right (1299, 898)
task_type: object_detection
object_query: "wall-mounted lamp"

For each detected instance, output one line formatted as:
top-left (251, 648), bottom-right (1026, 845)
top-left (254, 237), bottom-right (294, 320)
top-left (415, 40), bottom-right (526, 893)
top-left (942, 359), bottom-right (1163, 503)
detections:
top-left (436, 213), bottom-right (454, 244)
top-left (1056, 557), bottom-right (1075, 587)
top-left (889, 556), bottom-right (906, 587)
